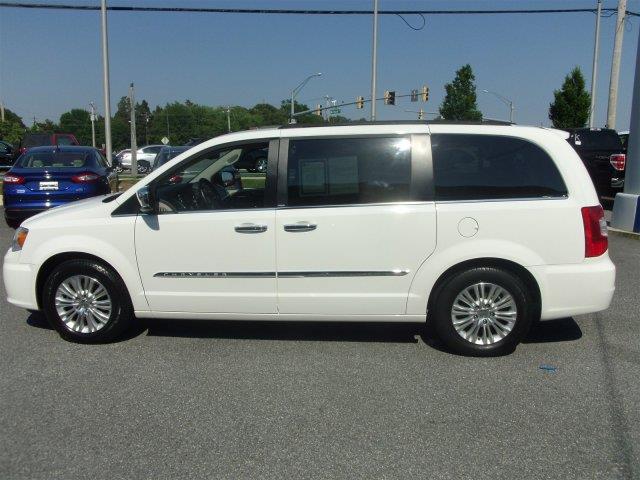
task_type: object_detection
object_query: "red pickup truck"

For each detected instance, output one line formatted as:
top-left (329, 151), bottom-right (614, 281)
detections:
top-left (18, 133), bottom-right (79, 156)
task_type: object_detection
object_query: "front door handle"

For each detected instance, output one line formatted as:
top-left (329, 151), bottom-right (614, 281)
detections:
top-left (284, 221), bottom-right (317, 232)
top-left (235, 223), bottom-right (268, 233)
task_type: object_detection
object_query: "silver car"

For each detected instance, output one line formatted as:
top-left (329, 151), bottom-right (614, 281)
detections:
top-left (120, 145), bottom-right (164, 173)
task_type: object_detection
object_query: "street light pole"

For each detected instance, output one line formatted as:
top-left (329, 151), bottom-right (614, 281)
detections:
top-left (482, 89), bottom-right (515, 123)
top-left (289, 73), bottom-right (322, 124)
top-left (370, 0), bottom-right (379, 121)
top-left (607, 0), bottom-right (627, 129)
top-left (611, 24), bottom-right (640, 233)
top-left (129, 83), bottom-right (137, 178)
top-left (100, 0), bottom-right (113, 161)
top-left (589, 0), bottom-right (602, 128)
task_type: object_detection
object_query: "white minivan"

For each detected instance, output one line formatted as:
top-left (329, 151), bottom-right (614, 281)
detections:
top-left (3, 122), bottom-right (615, 356)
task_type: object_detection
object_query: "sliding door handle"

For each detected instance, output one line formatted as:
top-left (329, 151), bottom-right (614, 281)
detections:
top-left (235, 223), bottom-right (268, 233)
top-left (284, 221), bottom-right (317, 232)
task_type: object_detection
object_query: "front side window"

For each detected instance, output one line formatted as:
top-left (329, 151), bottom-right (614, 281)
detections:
top-left (432, 134), bottom-right (568, 200)
top-left (154, 142), bottom-right (270, 213)
top-left (286, 137), bottom-right (412, 207)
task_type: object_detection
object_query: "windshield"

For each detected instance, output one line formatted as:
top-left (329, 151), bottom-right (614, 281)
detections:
top-left (16, 150), bottom-right (98, 169)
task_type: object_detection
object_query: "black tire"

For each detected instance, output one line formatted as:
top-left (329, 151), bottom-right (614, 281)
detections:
top-left (431, 267), bottom-right (534, 357)
top-left (5, 216), bottom-right (20, 229)
top-left (42, 259), bottom-right (134, 343)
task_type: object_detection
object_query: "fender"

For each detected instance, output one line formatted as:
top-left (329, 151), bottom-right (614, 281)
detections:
top-left (405, 239), bottom-right (544, 315)
top-left (25, 229), bottom-right (149, 313)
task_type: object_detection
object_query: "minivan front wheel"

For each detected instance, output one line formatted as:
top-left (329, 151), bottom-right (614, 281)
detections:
top-left (42, 259), bottom-right (133, 343)
top-left (432, 267), bottom-right (534, 356)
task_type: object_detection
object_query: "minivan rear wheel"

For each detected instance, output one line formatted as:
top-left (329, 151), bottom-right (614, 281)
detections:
top-left (432, 267), bottom-right (534, 356)
top-left (42, 259), bottom-right (133, 343)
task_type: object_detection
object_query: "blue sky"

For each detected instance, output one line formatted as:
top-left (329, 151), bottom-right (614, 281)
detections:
top-left (1, 0), bottom-right (639, 129)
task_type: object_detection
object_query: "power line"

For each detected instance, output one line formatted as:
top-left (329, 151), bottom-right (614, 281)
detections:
top-left (0, 2), bottom-right (638, 16)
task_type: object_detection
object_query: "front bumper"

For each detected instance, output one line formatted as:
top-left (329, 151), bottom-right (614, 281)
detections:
top-left (3, 249), bottom-right (38, 310)
top-left (528, 254), bottom-right (616, 320)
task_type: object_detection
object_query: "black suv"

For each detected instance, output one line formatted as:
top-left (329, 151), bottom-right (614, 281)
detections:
top-left (566, 128), bottom-right (626, 198)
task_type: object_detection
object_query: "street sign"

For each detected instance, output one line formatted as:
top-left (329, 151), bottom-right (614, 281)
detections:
top-left (330, 107), bottom-right (341, 115)
top-left (161, 136), bottom-right (169, 145)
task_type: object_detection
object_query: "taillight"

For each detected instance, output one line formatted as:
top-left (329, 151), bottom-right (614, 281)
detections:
top-left (581, 205), bottom-right (608, 258)
top-left (3, 174), bottom-right (25, 184)
top-left (71, 173), bottom-right (99, 183)
top-left (610, 153), bottom-right (626, 171)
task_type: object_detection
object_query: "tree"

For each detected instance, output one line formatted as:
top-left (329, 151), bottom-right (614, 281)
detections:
top-left (0, 107), bottom-right (27, 145)
top-left (548, 67), bottom-right (591, 129)
top-left (439, 64), bottom-right (482, 121)
top-left (59, 109), bottom-right (92, 145)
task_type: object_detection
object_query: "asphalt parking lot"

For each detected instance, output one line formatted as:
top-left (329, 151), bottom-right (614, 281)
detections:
top-left (0, 211), bottom-right (639, 480)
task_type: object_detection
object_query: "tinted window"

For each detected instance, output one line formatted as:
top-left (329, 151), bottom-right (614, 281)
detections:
top-left (286, 137), bottom-right (412, 207)
top-left (23, 134), bottom-right (50, 147)
top-left (16, 151), bottom-right (98, 169)
top-left (144, 146), bottom-right (163, 154)
top-left (570, 130), bottom-right (622, 150)
top-left (432, 134), bottom-right (567, 200)
top-left (56, 135), bottom-right (76, 146)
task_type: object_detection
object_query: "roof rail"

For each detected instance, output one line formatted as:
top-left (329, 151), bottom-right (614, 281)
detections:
top-left (279, 119), bottom-right (513, 129)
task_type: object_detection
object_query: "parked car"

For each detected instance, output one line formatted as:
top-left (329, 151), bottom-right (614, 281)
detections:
top-left (17, 132), bottom-right (79, 157)
top-left (152, 145), bottom-right (190, 170)
top-left (0, 140), bottom-right (15, 168)
top-left (235, 146), bottom-right (268, 173)
top-left (119, 145), bottom-right (164, 173)
top-left (2, 146), bottom-right (118, 228)
top-left (184, 138), bottom-right (206, 147)
top-left (566, 128), bottom-right (626, 198)
top-left (3, 122), bottom-right (615, 356)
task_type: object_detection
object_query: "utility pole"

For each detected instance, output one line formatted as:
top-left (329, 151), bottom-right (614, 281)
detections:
top-left (100, 0), bottom-right (113, 163)
top-left (370, 0), bottom-right (379, 121)
top-left (611, 24), bottom-right (640, 233)
top-left (607, 0), bottom-right (627, 129)
top-left (89, 102), bottom-right (97, 148)
top-left (165, 110), bottom-right (170, 140)
top-left (226, 106), bottom-right (231, 133)
top-left (129, 83), bottom-right (137, 177)
top-left (0, 101), bottom-right (5, 122)
top-left (589, 0), bottom-right (602, 128)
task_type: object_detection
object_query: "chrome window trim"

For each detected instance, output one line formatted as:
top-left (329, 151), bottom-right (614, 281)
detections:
top-left (435, 196), bottom-right (569, 204)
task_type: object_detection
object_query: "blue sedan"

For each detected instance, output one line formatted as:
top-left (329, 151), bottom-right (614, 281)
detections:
top-left (3, 146), bottom-right (118, 228)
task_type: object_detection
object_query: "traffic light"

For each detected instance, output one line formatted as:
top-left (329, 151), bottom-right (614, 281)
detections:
top-left (384, 90), bottom-right (396, 106)
top-left (421, 85), bottom-right (430, 102)
top-left (314, 104), bottom-right (322, 116)
top-left (411, 89), bottom-right (419, 102)
top-left (356, 96), bottom-right (365, 109)
top-left (418, 109), bottom-right (424, 120)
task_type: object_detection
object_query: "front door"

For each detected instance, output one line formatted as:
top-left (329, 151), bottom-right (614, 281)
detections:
top-left (135, 139), bottom-right (279, 314)
top-left (275, 135), bottom-right (437, 316)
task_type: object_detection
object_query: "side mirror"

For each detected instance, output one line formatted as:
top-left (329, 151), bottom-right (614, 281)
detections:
top-left (112, 157), bottom-right (121, 168)
top-left (136, 185), bottom-right (156, 214)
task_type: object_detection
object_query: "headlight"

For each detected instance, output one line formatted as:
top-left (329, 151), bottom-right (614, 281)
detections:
top-left (11, 227), bottom-right (29, 252)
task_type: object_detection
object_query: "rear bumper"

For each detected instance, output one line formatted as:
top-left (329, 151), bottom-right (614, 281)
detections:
top-left (3, 250), bottom-right (38, 310)
top-left (528, 255), bottom-right (615, 320)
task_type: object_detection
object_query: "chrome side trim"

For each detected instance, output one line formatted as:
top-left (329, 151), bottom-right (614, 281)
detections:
top-left (154, 270), bottom-right (410, 279)
top-left (154, 272), bottom-right (276, 278)
top-left (278, 270), bottom-right (410, 278)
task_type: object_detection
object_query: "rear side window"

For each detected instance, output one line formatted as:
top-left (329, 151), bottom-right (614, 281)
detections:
top-left (23, 134), bottom-right (50, 147)
top-left (432, 134), bottom-right (568, 200)
top-left (286, 137), bottom-right (412, 207)
top-left (56, 135), bottom-right (77, 146)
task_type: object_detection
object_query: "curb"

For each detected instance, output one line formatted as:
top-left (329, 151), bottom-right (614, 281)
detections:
top-left (608, 227), bottom-right (640, 240)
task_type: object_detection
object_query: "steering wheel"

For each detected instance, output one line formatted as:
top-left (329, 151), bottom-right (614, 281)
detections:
top-left (194, 178), bottom-right (219, 209)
